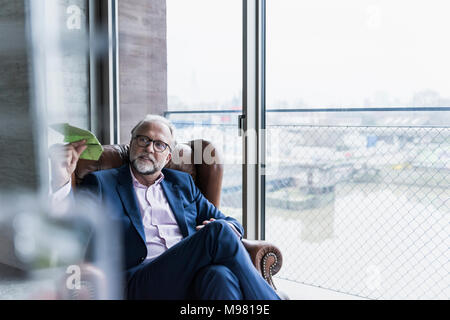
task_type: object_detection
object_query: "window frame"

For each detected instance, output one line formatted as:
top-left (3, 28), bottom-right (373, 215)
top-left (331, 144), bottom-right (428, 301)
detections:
top-left (88, 0), bottom-right (120, 145)
top-left (242, 0), bottom-right (266, 240)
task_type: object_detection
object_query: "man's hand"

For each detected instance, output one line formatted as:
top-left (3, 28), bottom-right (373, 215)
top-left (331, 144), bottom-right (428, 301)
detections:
top-left (195, 219), bottom-right (242, 239)
top-left (195, 218), bottom-right (216, 231)
top-left (49, 139), bottom-right (87, 191)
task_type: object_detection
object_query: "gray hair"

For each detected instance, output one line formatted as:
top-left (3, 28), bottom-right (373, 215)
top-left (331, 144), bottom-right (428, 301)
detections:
top-left (131, 114), bottom-right (176, 148)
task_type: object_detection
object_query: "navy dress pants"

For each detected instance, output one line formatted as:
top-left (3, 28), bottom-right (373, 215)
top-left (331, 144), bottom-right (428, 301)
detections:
top-left (126, 220), bottom-right (280, 300)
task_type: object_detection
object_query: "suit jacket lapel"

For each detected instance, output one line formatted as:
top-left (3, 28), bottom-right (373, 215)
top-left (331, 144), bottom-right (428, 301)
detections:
top-left (161, 177), bottom-right (189, 238)
top-left (116, 165), bottom-right (146, 244)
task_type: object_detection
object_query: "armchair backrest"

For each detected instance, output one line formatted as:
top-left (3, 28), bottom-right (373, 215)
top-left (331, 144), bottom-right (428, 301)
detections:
top-left (74, 139), bottom-right (224, 207)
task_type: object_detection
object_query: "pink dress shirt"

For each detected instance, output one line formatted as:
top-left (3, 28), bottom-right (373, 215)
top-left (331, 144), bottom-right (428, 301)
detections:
top-left (129, 168), bottom-right (183, 260)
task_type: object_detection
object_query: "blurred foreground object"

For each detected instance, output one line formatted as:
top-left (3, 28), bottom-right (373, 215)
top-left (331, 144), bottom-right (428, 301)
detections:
top-left (0, 193), bottom-right (122, 299)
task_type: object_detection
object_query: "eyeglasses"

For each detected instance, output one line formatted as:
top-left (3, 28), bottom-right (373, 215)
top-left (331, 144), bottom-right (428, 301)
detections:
top-left (133, 135), bottom-right (171, 153)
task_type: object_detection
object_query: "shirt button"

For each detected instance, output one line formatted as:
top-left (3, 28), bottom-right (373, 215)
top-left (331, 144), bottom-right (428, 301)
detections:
top-left (139, 257), bottom-right (145, 262)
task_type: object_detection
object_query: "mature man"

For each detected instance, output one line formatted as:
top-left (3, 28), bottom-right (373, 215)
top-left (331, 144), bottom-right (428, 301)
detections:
top-left (50, 114), bottom-right (280, 300)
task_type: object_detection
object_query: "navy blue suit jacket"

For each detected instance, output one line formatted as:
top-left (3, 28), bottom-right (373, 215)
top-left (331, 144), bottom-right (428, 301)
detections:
top-left (78, 164), bottom-right (244, 279)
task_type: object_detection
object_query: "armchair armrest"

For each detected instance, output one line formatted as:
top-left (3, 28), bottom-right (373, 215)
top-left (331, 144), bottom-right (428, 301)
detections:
top-left (242, 239), bottom-right (283, 290)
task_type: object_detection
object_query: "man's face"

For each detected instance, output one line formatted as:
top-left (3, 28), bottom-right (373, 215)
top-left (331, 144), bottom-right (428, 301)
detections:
top-left (129, 121), bottom-right (173, 176)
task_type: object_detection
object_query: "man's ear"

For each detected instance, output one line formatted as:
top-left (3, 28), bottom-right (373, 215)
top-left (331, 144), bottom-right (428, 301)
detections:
top-left (165, 152), bottom-right (172, 166)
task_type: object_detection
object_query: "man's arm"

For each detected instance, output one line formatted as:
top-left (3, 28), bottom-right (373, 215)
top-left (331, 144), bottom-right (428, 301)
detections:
top-left (195, 218), bottom-right (243, 239)
top-left (49, 178), bottom-right (74, 214)
top-left (187, 174), bottom-right (244, 238)
top-left (50, 178), bottom-right (72, 200)
top-left (49, 140), bottom-right (87, 191)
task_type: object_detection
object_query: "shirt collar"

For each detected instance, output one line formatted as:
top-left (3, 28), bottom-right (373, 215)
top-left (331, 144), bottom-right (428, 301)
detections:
top-left (129, 165), bottom-right (164, 189)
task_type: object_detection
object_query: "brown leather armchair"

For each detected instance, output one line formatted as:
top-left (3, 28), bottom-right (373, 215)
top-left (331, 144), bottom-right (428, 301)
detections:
top-left (74, 139), bottom-right (283, 292)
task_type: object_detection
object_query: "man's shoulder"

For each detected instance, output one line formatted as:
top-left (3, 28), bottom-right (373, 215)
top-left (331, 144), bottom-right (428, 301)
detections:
top-left (89, 165), bottom-right (124, 177)
top-left (84, 164), bottom-right (126, 184)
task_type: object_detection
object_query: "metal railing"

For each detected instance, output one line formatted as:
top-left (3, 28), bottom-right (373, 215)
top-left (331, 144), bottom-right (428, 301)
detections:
top-left (166, 110), bottom-right (449, 300)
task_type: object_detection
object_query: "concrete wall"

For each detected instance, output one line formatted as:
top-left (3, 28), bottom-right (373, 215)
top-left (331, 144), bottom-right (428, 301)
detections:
top-left (0, 0), bottom-right (40, 191)
top-left (118, 0), bottom-right (167, 143)
top-left (0, 0), bottom-right (91, 191)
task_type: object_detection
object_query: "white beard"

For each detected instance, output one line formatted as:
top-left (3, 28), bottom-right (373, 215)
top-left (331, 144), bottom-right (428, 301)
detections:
top-left (131, 156), bottom-right (160, 175)
top-left (133, 159), bottom-right (154, 175)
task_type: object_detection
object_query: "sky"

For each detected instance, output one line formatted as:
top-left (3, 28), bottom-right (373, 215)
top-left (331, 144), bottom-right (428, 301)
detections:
top-left (167, 0), bottom-right (450, 109)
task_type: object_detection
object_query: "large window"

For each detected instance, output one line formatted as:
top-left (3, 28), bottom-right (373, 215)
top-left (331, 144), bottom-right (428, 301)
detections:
top-left (265, 0), bottom-right (449, 299)
top-left (166, 0), bottom-right (243, 223)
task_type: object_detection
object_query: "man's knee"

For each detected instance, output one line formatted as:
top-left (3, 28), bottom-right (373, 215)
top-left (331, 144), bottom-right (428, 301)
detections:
top-left (193, 265), bottom-right (241, 299)
top-left (202, 220), bottom-right (242, 258)
top-left (198, 265), bottom-right (233, 282)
